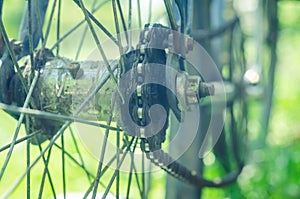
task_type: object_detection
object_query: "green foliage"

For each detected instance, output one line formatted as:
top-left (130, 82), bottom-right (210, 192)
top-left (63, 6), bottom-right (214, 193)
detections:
top-left (202, 2), bottom-right (300, 198)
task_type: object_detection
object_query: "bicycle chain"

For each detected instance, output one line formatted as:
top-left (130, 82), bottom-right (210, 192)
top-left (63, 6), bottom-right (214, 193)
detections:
top-left (118, 24), bottom-right (241, 188)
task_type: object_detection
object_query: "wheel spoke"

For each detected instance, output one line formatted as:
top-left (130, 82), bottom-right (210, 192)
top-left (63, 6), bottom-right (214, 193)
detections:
top-left (128, 0), bottom-right (133, 48)
top-left (1, 122), bottom-right (68, 198)
top-left (69, 127), bottom-right (92, 182)
top-left (38, 145), bottom-right (56, 199)
top-left (91, 96), bottom-right (116, 198)
top-left (163, 0), bottom-right (178, 30)
top-left (26, 119), bottom-right (31, 199)
top-left (0, 71), bottom-right (39, 180)
top-left (116, 128), bottom-right (120, 199)
top-left (19, 0), bottom-right (48, 57)
top-left (41, 0), bottom-right (58, 51)
top-left (142, 150), bottom-right (146, 198)
top-left (73, 0), bottom-right (119, 46)
top-left (102, 137), bottom-right (135, 199)
top-left (116, 0), bottom-right (128, 44)
top-left (53, 143), bottom-right (107, 189)
top-left (51, 0), bottom-right (110, 51)
top-left (126, 155), bottom-right (134, 198)
top-left (0, 18), bottom-right (28, 93)
top-left (61, 134), bottom-right (66, 199)
top-left (54, 142), bottom-right (91, 182)
top-left (32, 0), bottom-right (45, 44)
top-left (0, 130), bottom-right (42, 152)
top-left (129, 138), bottom-right (143, 198)
top-left (27, 0), bottom-right (36, 72)
top-left (136, 0), bottom-right (142, 29)
top-left (75, 0), bottom-right (124, 103)
top-left (56, 0), bottom-right (61, 56)
top-left (112, 0), bottom-right (123, 54)
top-left (74, 27), bottom-right (88, 60)
top-left (0, 103), bottom-right (119, 132)
top-left (82, 135), bottom-right (129, 198)
top-left (74, 0), bottom-right (97, 60)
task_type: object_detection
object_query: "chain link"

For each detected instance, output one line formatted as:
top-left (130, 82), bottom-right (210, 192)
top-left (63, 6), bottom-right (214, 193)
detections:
top-left (120, 24), bottom-right (241, 188)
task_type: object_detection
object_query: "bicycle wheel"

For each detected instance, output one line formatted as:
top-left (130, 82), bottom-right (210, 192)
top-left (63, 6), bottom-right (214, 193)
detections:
top-left (0, 0), bottom-right (244, 198)
top-left (0, 1), bottom-right (167, 198)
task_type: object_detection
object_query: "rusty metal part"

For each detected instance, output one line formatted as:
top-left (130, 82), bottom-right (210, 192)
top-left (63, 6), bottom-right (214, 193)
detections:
top-left (176, 72), bottom-right (214, 109)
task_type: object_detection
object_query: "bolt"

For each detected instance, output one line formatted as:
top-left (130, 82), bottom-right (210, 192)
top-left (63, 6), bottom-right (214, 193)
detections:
top-left (68, 62), bottom-right (83, 79)
top-left (199, 82), bottom-right (215, 98)
top-left (185, 37), bottom-right (194, 52)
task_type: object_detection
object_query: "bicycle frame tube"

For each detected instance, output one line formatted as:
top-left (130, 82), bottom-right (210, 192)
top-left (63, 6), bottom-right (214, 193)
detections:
top-left (19, 0), bottom-right (49, 57)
